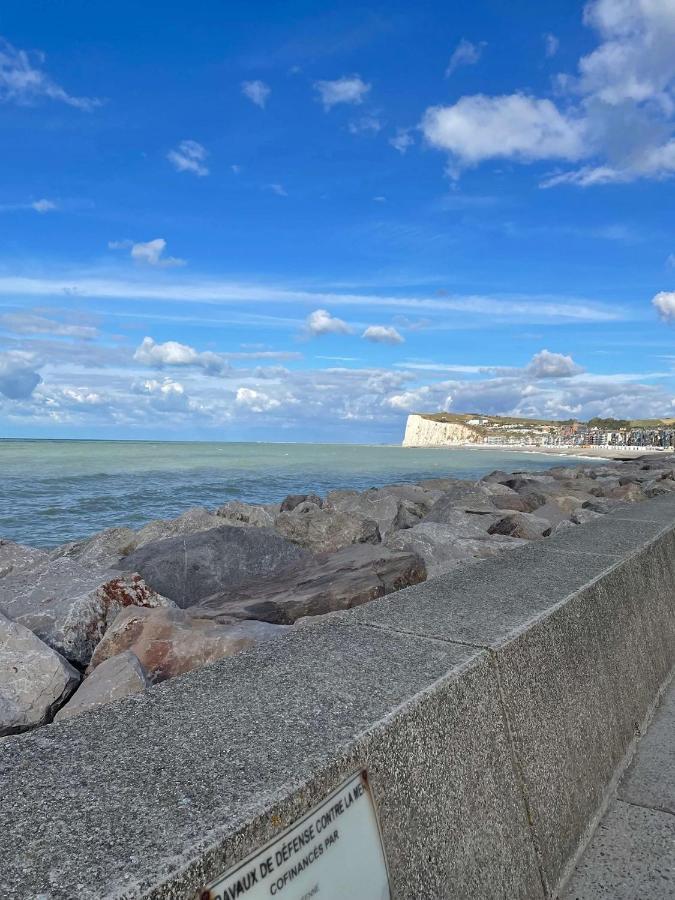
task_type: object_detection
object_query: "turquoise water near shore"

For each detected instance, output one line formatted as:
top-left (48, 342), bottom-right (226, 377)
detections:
top-left (0, 439), bottom-right (582, 548)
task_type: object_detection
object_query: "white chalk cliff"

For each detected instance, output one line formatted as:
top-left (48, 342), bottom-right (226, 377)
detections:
top-left (402, 414), bottom-right (481, 447)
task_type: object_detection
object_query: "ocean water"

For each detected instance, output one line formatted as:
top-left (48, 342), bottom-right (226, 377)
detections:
top-left (0, 439), bottom-right (583, 548)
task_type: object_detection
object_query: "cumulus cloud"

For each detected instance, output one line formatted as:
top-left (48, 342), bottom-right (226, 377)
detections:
top-left (135, 377), bottom-right (188, 411)
top-left (526, 349), bottom-right (584, 378)
top-left (314, 76), bottom-right (370, 110)
top-left (167, 140), bottom-right (209, 176)
top-left (389, 128), bottom-right (414, 154)
top-left (120, 238), bottom-right (185, 267)
top-left (0, 312), bottom-right (98, 339)
top-left (241, 80), bottom-right (270, 108)
top-left (0, 350), bottom-right (42, 399)
top-left (385, 387), bottom-right (433, 411)
top-left (445, 39), bottom-right (485, 77)
top-left (235, 387), bottom-right (281, 412)
top-left (0, 37), bottom-right (101, 110)
top-left (362, 325), bottom-right (405, 344)
top-left (305, 309), bottom-right (353, 336)
top-left (422, 1), bottom-right (675, 186)
top-left (134, 337), bottom-right (230, 375)
top-left (653, 290), bottom-right (675, 321)
top-left (577, 0), bottom-right (675, 107)
top-left (422, 94), bottom-right (586, 171)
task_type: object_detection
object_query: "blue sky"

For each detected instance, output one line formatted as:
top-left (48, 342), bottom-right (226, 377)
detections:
top-left (0, 0), bottom-right (674, 441)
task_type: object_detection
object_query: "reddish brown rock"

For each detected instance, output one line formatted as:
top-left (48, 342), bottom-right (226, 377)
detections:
top-left (88, 606), bottom-right (287, 683)
top-left (0, 559), bottom-right (175, 666)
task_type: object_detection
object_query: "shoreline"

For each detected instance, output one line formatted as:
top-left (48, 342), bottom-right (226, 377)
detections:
top-left (403, 443), bottom-right (674, 460)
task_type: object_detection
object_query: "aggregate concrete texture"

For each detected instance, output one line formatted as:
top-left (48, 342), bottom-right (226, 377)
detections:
top-left (0, 624), bottom-right (542, 900)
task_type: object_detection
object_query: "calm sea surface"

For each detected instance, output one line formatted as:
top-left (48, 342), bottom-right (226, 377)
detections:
top-left (0, 440), bottom-right (584, 548)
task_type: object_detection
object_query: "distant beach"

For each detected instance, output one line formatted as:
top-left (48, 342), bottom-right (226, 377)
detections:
top-left (444, 443), bottom-right (674, 460)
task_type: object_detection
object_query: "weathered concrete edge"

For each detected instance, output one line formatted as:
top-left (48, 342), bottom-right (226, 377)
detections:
top-left (312, 495), bottom-right (675, 892)
top-left (133, 646), bottom-right (542, 900)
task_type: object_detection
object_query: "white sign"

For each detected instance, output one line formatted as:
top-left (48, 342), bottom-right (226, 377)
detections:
top-left (199, 771), bottom-right (391, 900)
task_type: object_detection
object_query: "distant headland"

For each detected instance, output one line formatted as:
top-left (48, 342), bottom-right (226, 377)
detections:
top-left (403, 412), bottom-right (675, 457)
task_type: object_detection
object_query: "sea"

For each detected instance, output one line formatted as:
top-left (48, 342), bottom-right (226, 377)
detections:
top-left (0, 439), bottom-right (585, 548)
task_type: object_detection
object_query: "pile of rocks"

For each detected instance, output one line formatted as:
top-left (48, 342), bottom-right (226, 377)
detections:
top-left (3, 454), bottom-right (674, 735)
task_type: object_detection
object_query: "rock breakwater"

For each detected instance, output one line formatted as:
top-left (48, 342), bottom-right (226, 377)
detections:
top-left (2, 453), bottom-right (674, 734)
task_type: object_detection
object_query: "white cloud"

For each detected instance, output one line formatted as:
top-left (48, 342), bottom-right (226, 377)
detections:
top-left (134, 337), bottom-right (230, 375)
top-left (0, 274), bottom-right (626, 324)
top-left (385, 387), bottom-right (433, 411)
top-left (305, 309), bottom-right (353, 336)
top-left (241, 80), bottom-right (270, 108)
top-left (362, 325), bottom-right (405, 344)
top-left (577, 0), bottom-right (675, 106)
top-left (0, 312), bottom-right (97, 339)
top-left (526, 349), bottom-right (584, 378)
top-left (136, 377), bottom-right (188, 411)
top-left (32, 199), bottom-right (57, 213)
top-left (109, 238), bottom-right (185, 267)
top-left (267, 183), bottom-right (288, 197)
top-left (389, 128), bottom-right (414, 154)
top-left (0, 37), bottom-right (101, 111)
top-left (314, 75), bottom-right (370, 110)
top-left (544, 33), bottom-right (560, 58)
top-left (167, 140), bottom-right (209, 176)
top-left (0, 350), bottom-right (42, 399)
top-left (667, 254), bottom-right (675, 268)
top-left (541, 139), bottom-right (675, 186)
top-left (653, 290), bottom-right (675, 321)
top-left (422, 94), bottom-right (586, 170)
top-left (445, 39), bottom-right (485, 77)
top-left (348, 115), bottom-right (382, 134)
top-left (235, 387), bottom-right (281, 412)
top-left (134, 238), bottom-right (185, 267)
top-left (422, 1), bottom-right (675, 186)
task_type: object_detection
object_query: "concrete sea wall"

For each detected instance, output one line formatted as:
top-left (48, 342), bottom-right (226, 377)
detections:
top-left (2, 494), bottom-right (675, 898)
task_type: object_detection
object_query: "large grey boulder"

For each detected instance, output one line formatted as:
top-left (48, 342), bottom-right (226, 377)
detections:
top-left (280, 493), bottom-right (323, 512)
top-left (49, 527), bottom-right (138, 568)
top-left (0, 560), bottom-right (174, 666)
top-left (274, 504), bottom-right (380, 553)
top-left (196, 544), bottom-right (427, 625)
top-left (215, 500), bottom-right (276, 528)
top-left (88, 607), bottom-right (287, 683)
top-left (134, 507), bottom-right (221, 548)
top-left (115, 525), bottom-right (310, 607)
top-left (0, 612), bottom-right (80, 736)
top-left (0, 539), bottom-right (49, 579)
top-left (424, 482), bottom-right (499, 520)
top-left (323, 488), bottom-right (408, 537)
top-left (377, 482), bottom-right (443, 512)
top-left (488, 512), bottom-right (552, 540)
top-left (55, 651), bottom-right (148, 722)
top-left (385, 522), bottom-right (527, 577)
